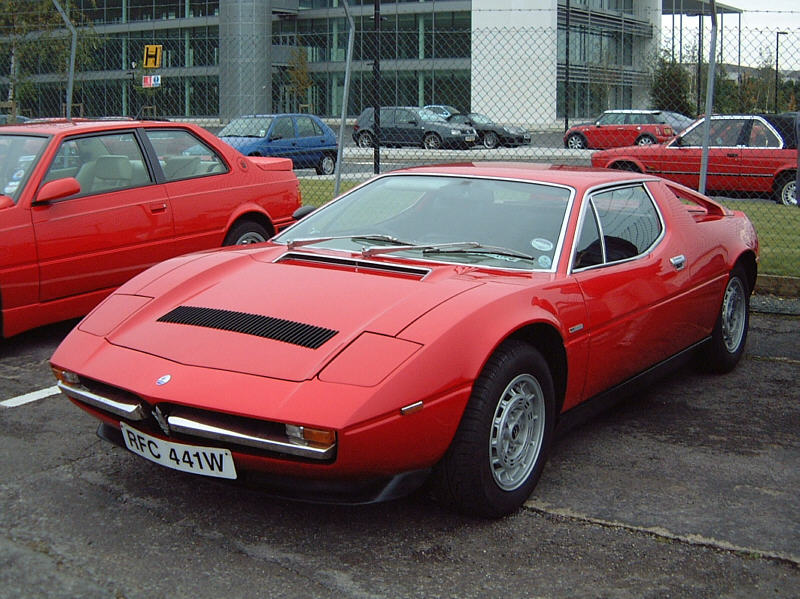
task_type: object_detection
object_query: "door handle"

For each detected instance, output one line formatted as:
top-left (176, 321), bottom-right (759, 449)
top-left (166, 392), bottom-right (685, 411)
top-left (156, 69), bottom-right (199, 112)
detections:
top-left (670, 255), bottom-right (686, 270)
top-left (149, 201), bottom-right (168, 214)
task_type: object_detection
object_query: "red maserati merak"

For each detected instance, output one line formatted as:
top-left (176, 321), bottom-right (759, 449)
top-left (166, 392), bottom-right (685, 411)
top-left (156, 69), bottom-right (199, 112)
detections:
top-left (51, 163), bottom-right (758, 517)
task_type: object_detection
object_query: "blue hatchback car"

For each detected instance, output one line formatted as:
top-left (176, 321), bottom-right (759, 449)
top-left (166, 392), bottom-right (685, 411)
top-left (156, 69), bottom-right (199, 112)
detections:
top-left (219, 114), bottom-right (338, 175)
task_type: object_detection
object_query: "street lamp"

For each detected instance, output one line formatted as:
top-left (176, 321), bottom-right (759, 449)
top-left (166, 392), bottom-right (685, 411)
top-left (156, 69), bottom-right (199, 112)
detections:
top-left (775, 31), bottom-right (787, 113)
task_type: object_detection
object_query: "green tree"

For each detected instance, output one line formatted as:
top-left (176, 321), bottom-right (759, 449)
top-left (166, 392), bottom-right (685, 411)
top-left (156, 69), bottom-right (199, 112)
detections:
top-left (649, 50), bottom-right (694, 117)
top-left (287, 47), bottom-right (313, 112)
top-left (0, 0), bottom-right (97, 116)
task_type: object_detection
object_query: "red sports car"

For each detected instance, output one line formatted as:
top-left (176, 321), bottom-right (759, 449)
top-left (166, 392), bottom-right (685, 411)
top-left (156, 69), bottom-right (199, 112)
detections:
top-left (591, 113), bottom-right (798, 205)
top-left (51, 163), bottom-right (758, 517)
top-left (564, 110), bottom-right (676, 149)
top-left (0, 118), bottom-right (300, 337)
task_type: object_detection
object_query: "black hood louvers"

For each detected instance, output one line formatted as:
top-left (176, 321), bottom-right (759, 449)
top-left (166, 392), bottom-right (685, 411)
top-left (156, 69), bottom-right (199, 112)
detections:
top-left (157, 306), bottom-right (338, 349)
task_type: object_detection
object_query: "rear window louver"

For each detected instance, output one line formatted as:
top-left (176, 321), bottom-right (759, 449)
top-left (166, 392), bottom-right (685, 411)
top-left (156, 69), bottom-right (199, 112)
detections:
top-left (157, 306), bottom-right (338, 349)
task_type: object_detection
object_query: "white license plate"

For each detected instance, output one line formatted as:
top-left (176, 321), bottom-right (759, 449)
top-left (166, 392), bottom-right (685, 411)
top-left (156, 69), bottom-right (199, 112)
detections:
top-left (466, 135), bottom-right (476, 142)
top-left (120, 422), bottom-right (237, 479)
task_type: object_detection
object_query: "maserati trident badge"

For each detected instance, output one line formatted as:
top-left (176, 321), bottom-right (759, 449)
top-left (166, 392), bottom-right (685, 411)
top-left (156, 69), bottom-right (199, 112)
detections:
top-left (156, 374), bottom-right (171, 386)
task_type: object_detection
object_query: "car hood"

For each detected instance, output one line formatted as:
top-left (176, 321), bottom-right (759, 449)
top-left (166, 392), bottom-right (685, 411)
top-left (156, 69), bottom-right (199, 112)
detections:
top-left (100, 248), bottom-right (484, 382)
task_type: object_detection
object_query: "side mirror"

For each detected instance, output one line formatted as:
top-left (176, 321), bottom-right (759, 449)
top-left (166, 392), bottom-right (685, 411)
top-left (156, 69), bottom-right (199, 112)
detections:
top-left (34, 177), bottom-right (81, 204)
top-left (0, 195), bottom-right (14, 210)
top-left (292, 205), bottom-right (316, 220)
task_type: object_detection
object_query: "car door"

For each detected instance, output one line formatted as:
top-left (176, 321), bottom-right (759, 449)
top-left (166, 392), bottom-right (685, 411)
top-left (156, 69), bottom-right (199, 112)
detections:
top-left (737, 117), bottom-right (784, 194)
top-left (570, 183), bottom-right (695, 399)
top-left (144, 127), bottom-right (231, 254)
top-left (659, 117), bottom-right (746, 193)
top-left (392, 108), bottom-right (423, 146)
top-left (32, 130), bottom-right (173, 302)
top-left (265, 115), bottom-right (299, 162)
top-left (592, 112), bottom-right (626, 148)
top-left (293, 115), bottom-right (325, 169)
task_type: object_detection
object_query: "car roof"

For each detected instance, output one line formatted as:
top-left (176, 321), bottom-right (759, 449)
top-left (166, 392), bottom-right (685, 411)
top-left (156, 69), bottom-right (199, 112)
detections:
top-left (0, 118), bottom-right (184, 135)
top-left (233, 114), bottom-right (320, 119)
top-left (603, 109), bottom-right (661, 115)
top-left (390, 162), bottom-right (654, 190)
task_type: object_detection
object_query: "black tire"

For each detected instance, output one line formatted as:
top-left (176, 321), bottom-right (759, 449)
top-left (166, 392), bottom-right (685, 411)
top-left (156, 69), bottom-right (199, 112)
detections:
top-left (432, 340), bottom-right (556, 518)
top-left (223, 220), bottom-right (270, 246)
top-left (565, 133), bottom-right (587, 149)
top-left (635, 134), bottom-right (656, 146)
top-left (315, 153), bottom-right (336, 176)
top-left (422, 133), bottom-right (442, 150)
top-left (357, 131), bottom-right (375, 148)
top-left (773, 172), bottom-right (797, 206)
top-left (482, 132), bottom-right (499, 149)
top-left (699, 265), bottom-right (750, 373)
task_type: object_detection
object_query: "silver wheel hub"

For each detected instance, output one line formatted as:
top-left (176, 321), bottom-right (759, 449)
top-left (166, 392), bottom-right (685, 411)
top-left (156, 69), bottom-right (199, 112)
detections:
top-left (489, 373), bottom-right (546, 491)
top-left (236, 232), bottom-right (267, 245)
top-left (721, 277), bottom-right (746, 353)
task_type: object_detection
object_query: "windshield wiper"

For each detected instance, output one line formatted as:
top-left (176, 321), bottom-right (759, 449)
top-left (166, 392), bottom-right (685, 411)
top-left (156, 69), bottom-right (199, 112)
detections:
top-left (422, 244), bottom-right (534, 261)
top-left (285, 234), bottom-right (410, 250)
top-left (362, 241), bottom-right (482, 258)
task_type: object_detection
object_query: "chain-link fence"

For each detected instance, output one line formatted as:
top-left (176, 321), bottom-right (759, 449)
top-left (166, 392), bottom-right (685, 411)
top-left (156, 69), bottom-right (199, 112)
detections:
top-left (1, 6), bottom-right (798, 276)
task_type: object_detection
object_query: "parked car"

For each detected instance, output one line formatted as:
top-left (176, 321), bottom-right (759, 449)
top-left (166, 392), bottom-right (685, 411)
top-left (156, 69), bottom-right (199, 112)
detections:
top-left (352, 106), bottom-right (477, 149)
top-left (659, 110), bottom-right (695, 134)
top-left (446, 112), bottom-right (531, 148)
top-left (219, 114), bottom-right (338, 175)
top-left (0, 118), bottom-right (301, 338)
top-left (424, 104), bottom-right (461, 119)
top-left (0, 114), bottom-right (30, 125)
top-left (51, 163), bottom-right (757, 518)
top-left (591, 113), bottom-right (798, 205)
top-left (564, 109), bottom-right (676, 149)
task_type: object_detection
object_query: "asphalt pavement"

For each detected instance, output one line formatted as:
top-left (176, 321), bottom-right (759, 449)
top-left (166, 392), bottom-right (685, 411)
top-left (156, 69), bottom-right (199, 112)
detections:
top-left (0, 306), bottom-right (797, 598)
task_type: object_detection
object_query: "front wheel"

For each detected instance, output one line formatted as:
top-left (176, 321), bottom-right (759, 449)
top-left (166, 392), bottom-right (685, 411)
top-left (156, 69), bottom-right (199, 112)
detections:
top-left (699, 265), bottom-right (750, 373)
top-left (223, 220), bottom-right (270, 246)
top-left (773, 173), bottom-right (797, 206)
top-left (432, 340), bottom-right (556, 518)
top-left (422, 133), bottom-right (442, 150)
top-left (316, 153), bottom-right (336, 176)
top-left (565, 133), bottom-right (587, 149)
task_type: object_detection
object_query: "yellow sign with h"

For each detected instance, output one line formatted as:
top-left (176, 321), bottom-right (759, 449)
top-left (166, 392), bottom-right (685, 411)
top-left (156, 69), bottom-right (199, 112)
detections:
top-left (143, 45), bottom-right (162, 69)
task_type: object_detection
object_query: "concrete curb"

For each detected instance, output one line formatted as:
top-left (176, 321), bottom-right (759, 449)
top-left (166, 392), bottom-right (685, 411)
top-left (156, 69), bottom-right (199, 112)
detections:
top-left (755, 275), bottom-right (800, 298)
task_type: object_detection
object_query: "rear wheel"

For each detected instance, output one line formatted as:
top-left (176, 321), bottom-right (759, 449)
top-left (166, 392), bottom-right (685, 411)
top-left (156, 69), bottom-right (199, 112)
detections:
top-left (699, 265), bottom-right (750, 373)
top-left (636, 134), bottom-right (656, 146)
top-left (773, 173), bottom-right (797, 206)
top-left (315, 153), bottom-right (336, 176)
top-left (357, 131), bottom-right (375, 148)
top-left (482, 132), bottom-right (499, 149)
top-left (565, 133), bottom-right (587, 149)
top-left (423, 133), bottom-right (442, 150)
top-left (432, 340), bottom-right (555, 518)
top-left (223, 220), bottom-right (270, 246)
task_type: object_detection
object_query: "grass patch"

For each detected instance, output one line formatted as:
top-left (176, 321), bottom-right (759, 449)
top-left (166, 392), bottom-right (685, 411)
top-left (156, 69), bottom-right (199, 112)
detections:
top-left (299, 179), bottom-right (799, 277)
top-left (718, 200), bottom-right (800, 277)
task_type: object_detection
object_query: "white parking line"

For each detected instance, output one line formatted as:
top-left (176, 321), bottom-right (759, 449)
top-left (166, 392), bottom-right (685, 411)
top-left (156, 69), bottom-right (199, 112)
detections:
top-left (1, 385), bottom-right (61, 408)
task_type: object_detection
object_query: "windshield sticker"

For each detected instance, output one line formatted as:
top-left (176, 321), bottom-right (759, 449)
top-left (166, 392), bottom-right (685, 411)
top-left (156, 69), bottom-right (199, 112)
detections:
top-left (537, 255), bottom-right (552, 269)
top-left (531, 238), bottom-right (554, 252)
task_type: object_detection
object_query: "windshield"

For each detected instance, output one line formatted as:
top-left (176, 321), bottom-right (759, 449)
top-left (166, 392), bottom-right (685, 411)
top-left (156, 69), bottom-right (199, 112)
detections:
top-left (417, 109), bottom-right (447, 123)
top-left (219, 117), bottom-right (274, 138)
top-left (470, 113), bottom-right (494, 125)
top-left (0, 134), bottom-right (49, 203)
top-left (275, 174), bottom-right (572, 271)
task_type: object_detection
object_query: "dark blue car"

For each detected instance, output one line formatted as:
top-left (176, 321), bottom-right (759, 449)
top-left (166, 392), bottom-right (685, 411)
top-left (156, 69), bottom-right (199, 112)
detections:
top-left (219, 114), bottom-right (338, 175)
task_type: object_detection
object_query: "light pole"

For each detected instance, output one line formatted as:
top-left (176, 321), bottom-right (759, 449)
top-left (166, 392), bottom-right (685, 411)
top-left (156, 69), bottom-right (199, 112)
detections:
top-left (775, 31), bottom-right (787, 113)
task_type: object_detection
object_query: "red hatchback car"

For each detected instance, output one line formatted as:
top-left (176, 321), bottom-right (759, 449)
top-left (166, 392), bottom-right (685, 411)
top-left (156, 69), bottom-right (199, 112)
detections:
top-left (0, 119), bottom-right (301, 338)
top-left (592, 113), bottom-right (798, 205)
top-left (564, 109), bottom-right (676, 149)
top-left (51, 163), bottom-right (757, 517)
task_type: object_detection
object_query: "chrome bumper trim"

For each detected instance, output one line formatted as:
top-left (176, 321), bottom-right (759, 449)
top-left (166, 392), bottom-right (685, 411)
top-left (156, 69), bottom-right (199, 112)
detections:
top-left (58, 381), bottom-right (146, 420)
